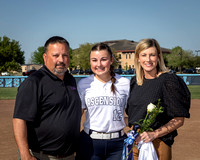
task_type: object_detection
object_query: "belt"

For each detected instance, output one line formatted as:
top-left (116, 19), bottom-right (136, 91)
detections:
top-left (31, 149), bottom-right (74, 158)
top-left (84, 128), bottom-right (124, 140)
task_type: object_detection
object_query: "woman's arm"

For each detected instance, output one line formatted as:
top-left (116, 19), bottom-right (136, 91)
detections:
top-left (138, 117), bottom-right (184, 143)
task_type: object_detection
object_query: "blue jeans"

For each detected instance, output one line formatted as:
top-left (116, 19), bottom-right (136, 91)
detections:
top-left (76, 130), bottom-right (126, 160)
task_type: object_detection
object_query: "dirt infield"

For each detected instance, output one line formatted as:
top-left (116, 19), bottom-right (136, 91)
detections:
top-left (0, 99), bottom-right (199, 160)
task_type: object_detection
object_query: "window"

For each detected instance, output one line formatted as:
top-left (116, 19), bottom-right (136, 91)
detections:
top-left (119, 54), bottom-right (121, 59)
top-left (129, 54), bottom-right (131, 59)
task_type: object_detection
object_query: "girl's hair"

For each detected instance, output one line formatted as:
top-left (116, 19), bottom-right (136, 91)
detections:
top-left (90, 43), bottom-right (116, 94)
top-left (134, 38), bottom-right (168, 86)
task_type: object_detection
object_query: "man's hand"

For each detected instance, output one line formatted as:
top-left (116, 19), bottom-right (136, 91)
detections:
top-left (20, 153), bottom-right (37, 160)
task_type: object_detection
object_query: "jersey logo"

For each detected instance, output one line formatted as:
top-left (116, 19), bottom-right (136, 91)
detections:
top-left (86, 96), bottom-right (125, 107)
top-left (113, 109), bottom-right (122, 121)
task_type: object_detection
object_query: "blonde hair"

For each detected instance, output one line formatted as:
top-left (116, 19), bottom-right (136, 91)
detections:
top-left (134, 38), bottom-right (168, 86)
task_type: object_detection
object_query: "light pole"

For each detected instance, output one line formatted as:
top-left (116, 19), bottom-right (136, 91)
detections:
top-left (195, 50), bottom-right (200, 56)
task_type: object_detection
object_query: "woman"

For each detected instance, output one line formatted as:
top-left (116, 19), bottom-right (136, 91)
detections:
top-left (126, 38), bottom-right (190, 160)
top-left (76, 43), bottom-right (130, 160)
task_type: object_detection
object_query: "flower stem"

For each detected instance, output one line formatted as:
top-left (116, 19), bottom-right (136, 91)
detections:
top-left (139, 111), bottom-right (149, 134)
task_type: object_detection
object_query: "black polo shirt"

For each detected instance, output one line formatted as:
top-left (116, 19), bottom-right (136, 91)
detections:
top-left (13, 65), bottom-right (81, 156)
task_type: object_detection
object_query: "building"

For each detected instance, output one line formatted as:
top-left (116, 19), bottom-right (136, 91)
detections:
top-left (21, 64), bottom-right (43, 73)
top-left (103, 39), bottom-right (171, 70)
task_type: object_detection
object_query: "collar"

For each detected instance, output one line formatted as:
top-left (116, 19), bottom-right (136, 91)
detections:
top-left (41, 65), bottom-right (69, 81)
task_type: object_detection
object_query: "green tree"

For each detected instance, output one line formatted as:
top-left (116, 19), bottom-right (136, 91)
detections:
top-left (31, 46), bottom-right (44, 64)
top-left (193, 56), bottom-right (200, 68)
top-left (69, 48), bottom-right (74, 69)
top-left (181, 50), bottom-right (196, 68)
top-left (166, 46), bottom-right (195, 72)
top-left (166, 46), bottom-right (182, 71)
top-left (0, 36), bottom-right (25, 72)
top-left (71, 43), bottom-right (93, 70)
top-left (30, 46), bottom-right (74, 67)
top-left (71, 43), bottom-right (119, 70)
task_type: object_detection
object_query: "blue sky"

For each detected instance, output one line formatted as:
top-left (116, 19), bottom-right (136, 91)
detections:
top-left (1, 0), bottom-right (200, 63)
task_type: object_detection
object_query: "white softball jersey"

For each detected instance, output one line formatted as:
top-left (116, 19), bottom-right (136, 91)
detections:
top-left (78, 74), bottom-right (130, 133)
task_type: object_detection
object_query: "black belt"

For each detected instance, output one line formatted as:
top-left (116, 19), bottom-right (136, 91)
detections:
top-left (31, 149), bottom-right (73, 158)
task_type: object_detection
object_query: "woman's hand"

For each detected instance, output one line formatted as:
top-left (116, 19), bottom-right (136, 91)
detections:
top-left (136, 131), bottom-right (157, 143)
top-left (136, 117), bottom-right (185, 143)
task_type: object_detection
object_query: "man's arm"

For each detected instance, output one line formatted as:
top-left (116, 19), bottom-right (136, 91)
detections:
top-left (13, 118), bottom-right (36, 160)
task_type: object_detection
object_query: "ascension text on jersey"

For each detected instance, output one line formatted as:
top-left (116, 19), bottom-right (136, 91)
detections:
top-left (86, 96), bottom-right (127, 107)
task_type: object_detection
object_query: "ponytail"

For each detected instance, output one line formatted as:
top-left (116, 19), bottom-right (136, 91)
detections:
top-left (110, 65), bottom-right (116, 94)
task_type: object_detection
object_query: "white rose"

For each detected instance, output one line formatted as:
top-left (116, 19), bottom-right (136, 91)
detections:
top-left (147, 103), bottom-right (156, 112)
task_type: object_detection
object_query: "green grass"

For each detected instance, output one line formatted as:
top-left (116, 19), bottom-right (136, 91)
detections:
top-left (0, 87), bottom-right (18, 100)
top-left (0, 85), bottom-right (200, 100)
top-left (188, 85), bottom-right (200, 99)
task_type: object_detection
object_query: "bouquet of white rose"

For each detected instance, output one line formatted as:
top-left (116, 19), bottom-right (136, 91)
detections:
top-left (122, 99), bottom-right (163, 160)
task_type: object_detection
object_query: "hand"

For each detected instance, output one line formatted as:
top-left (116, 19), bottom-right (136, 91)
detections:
top-left (30, 157), bottom-right (37, 160)
top-left (20, 153), bottom-right (37, 160)
top-left (21, 156), bottom-right (37, 160)
top-left (136, 131), bottom-right (157, 143)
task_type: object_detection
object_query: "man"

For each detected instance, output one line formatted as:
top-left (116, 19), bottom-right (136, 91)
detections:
top-left (13, 36), bottom-right (81, 160)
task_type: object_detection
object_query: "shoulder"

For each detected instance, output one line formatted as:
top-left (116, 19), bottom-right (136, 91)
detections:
top-left (65, 71), bottom-right (77, 85)
top-left (160, 72), bottom-right (184, 85)
top-left (160, 72), bottom-right (176, 78)
top-left (160, 72), bottom-right (191, 118)
top-left (115, 74), bottom-right (130, 93)
top-left (28, 68), bottom-right (45, 80)
top-left (78, 74), bottom-right (94, 88)
top-left (20, 69), bottom-right (45, 87)
top-left (161, 72), bottom-right (190, 95)
top-left (115, 74), bottom-right (130, 85)
top-left (130, 75), bottom-right (136, 87)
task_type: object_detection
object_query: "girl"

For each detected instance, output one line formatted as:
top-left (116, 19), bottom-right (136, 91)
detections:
top-left (76, 43), bottom-right (130, 160)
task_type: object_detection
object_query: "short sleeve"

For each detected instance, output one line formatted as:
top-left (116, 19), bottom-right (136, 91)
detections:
top-left (118, 76), bottom-right (130, 109)
top-left (162, 73), bottom-right (190, 118)
top-left (13, 79), bottom-right (39, 121)
top-left (77, 81), bottom-right (86, 109)
top-left (125, 76), bottom-right (136, 114)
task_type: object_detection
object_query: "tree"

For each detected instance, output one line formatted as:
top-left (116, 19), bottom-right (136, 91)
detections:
top-left (69, 48), bottom-right (74, 69)
top-left (0, 36), bottom-right (25, 72)
top-left (30, 46), bottom-right (44, 64)
top-left (193, 56), bottom-right (200, 68)
top-left (166, 46), bottom-right (195, 72)
top-left (71, 43), bottom-right (120, 70)
top-left (71, 43), bottom-right (93, 70)
top-left (30, 46), bottom-right (74, 67)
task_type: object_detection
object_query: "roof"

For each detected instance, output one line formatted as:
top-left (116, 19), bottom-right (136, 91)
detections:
top-left (103, 39), bottom-right (138, 52)
top-left (102, 39), bottom-right (171, 53)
